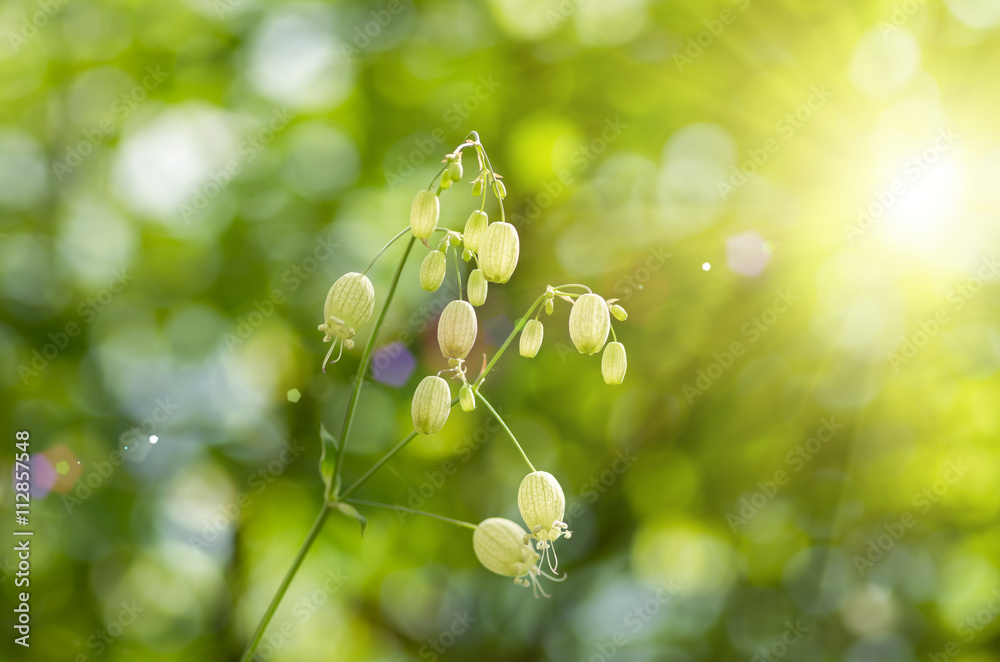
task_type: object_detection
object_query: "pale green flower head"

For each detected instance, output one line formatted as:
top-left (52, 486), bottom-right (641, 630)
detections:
top-left (518, 471), bottom-right (572, 574)
top-left (473, 518), bottom-right (562, 597)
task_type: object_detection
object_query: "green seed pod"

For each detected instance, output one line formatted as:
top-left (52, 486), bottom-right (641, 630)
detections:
top-left (479, 221), bottom-right (519, 284)
top-left (467, 269), bottom-right (488, 307)
top-left (420, 250), bottom-right (447, 292)
top-left (602, 341), bottom-right (627, 385)
top-left (568, 293), bottom-right (610, 355)
top-left (494, 180), bottom-right (507, 200)
top-left (518, 471), bottom-right (571, 547)
top-left (448, 161), bottom-right (463, 181)
top-left (610, 304), bottom-right (628, 321)
top-left (472, 179), bottom-right (483, 197)
top-left (410, 190), bottom-right (439, 239)
top-left (411, 375), bottom-right (452, 435)
top-left (438, 299), bottom-right (478, 360)
top-left (460, 384), bottom-right (476, 412)
top-left (320, 272), bottom-right (375, 342)
top-left (545, 298), bottom-right (554, 315)
top-left (519, 319), bottom-right (543, 358)
top-left (473, 518), bottom-right (539, 579)
top-left (463, 210), bottom-right (488, 253)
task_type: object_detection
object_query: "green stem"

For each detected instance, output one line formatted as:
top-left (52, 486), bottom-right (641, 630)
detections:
top-left (362, 227), bottom-right (411, 275)
top-left (240, 503), bottom-right (331, 662)
top-left (345, 499), bottom-right (477, 530)
top-left (331, 236), bottom-right (416, 500)
top-left (475, 392), bottom-right (535, 472)
top-left (472, 294), bottom-right (546, 389)
top-left (452, 246), bottom-right (463, 300)
top-left (610, 325), bottom-right (617, 342)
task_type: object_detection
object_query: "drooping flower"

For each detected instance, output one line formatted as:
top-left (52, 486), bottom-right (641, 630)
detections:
top-left (420, 250), bottom-right (447, 292)
top-left (519, 319), bottom-right (543, 358)
top-left (410, 190), bottom-right (440, 238)
top-left (601, 342), bottom-right (627, 385)
top-left (467, 269), bottom-right (488, 307)
top-left (472, 517), bottom-right (562, 597)
top-left (411, 375), bottom-right (451, 434)
top-left (459, 384), bottom-right (476, 412)
top-left (568, 293), bottom-right (610, 355)
top-left (463, 210), bottom-right (488, 252)
top-left (318, 272), bottom-right (375, 372)
top-left (518, 471), bottom-right (572, 573)
top-left (479, 221), bottom-right (519, 284)
top-left (437, 299), bottom-right (478, 360)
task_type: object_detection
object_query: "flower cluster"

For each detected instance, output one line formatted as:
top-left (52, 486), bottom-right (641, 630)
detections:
top-left (316, 133), bottom-right (632, 597)
top-left (472, 470), bottom-right (571, 598)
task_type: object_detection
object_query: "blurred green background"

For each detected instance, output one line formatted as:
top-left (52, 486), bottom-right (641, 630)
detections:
top-left (3, 0), bottom-right (1000, 660)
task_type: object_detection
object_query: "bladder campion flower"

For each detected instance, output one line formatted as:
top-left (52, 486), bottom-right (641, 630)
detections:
top-left (411, 375), bottom-right (452, 434)
top-left (467, 269), bottom-right (488, 307)
top-left (479, 221), bottom-right (519, 284)
top-left (318, 272), bottom-right (375, 372)
top-left (601, 342), bottom-right (627, 385)
top-left (460, 384), bottom-right (476, 412)
top-left (610, 304), bottom-right (628, 321)
top-left (568, 293), bottom-right (610, 355)
top-left (420, 250), bottom-right (447, 292)
top-left (519, 319), bottom-right (543, 358)
top-left (410, 190), bottom-right (440, 238)
top-left (473, 518), bottom-right (561, 598)
top-left (518, 471), bottom-right (572, 573)
top-left (438, 299), bottom-right (478, 360)
top-left (463, 210), bottom-right (488, 252)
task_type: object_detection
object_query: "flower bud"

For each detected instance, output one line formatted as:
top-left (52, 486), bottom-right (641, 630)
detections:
top-left (473, 518), bottom-right (540, 580)
top-left (448, 161), bottom-right (463, 181)
top-left (519, 319), bottom-right (543, 358)
top-left (437, 300), bottom-right (478, 360)
top-left (410, 190), bottom-right (439, 238)
top-left (467, 269), bottom-right (488, 307)
top-left (610, 304), bottom-right (628, 321)
top-left (518, 471), bottom-right (571, 555)
top-left (439, 172), bottom-right (452, 189)
top-left (479, 221), bottom-right (519, 284)
top-left (472, 179), bottom-right (483, 197)
top-left (463, 210), bottom-right (488, 253)
top-left (494, 180), bottom-right (507, 199)
top-left (420, 250), bottom-right (447, 292)
top-left (320, 272), bottom-right (375, 342)
top-left (601, 341), bottom-right (627, 385)
top-left (460, 384), bottom-right (476, 412)
top-left (462, 248), bottom-right (473, 262)
top-left (411, 375), bottom-right (452, 434)
top-left (545, 298), bottom-right (554, 315)
top-left (568, 293), bottom-right (610, 355)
